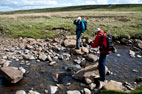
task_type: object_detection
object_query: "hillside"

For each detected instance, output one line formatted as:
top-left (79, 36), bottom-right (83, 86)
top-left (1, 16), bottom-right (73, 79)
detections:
top-left (0, 4), bottom-right (142, 14)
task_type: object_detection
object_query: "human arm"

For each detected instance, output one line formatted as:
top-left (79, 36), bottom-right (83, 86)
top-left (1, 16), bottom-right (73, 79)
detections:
top-left (91, 35), bottom-right (101, 48)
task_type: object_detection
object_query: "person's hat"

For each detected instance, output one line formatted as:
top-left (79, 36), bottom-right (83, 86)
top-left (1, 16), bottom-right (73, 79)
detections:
top-left (95, 28), bottom-right (101, 32)
top-left (77, 17), bottom-right (81, 20)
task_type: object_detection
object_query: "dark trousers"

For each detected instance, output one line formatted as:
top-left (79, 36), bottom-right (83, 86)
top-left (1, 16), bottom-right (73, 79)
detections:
top-left (98, 53), bottom-right (108, 81)
top-left (76, 34), bottom-right (82, 49)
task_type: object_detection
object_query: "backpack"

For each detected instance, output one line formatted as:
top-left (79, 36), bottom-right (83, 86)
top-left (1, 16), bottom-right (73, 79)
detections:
top-left (102, 33), bottom-right (116, 52)
top-left (81, 20), bottom-right (87, 33)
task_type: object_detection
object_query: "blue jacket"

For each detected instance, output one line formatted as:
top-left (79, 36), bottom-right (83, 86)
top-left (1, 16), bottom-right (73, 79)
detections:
top-left (74, 20), bottom-right (86, 36)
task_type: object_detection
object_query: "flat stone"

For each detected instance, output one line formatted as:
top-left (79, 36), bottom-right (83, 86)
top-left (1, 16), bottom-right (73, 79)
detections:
top-left (0, 67), bottom-right (23, 83)
top-left (63, 39), bottom-right (76, 48)
top-left (103, 80), bottom-right (123, 90)
top-left (72, 63), bottom-right (108, 81)
top-left (49, 85), bottom-right (58, 94)
top-left (28, 90), bottom-right (40, 94)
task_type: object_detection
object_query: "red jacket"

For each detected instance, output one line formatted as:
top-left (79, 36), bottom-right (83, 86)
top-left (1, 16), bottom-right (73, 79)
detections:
top-left (91, 30), bottom-right (111, 54)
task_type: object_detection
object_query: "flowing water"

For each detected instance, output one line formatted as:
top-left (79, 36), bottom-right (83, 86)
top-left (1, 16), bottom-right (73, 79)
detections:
top-left (0, 45), bottom-right (142, 94)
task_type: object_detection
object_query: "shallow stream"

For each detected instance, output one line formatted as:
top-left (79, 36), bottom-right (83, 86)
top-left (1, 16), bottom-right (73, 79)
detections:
top-left (0, 45), bottom-right (142, 94)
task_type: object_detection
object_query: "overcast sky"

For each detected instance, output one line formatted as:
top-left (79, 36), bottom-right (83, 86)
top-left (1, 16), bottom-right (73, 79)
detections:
top-left (0, 0), bottom-right (142, 12)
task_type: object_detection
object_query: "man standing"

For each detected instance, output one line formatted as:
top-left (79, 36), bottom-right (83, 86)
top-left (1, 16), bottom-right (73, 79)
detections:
top-left (74, 17), bottom-right (87, 49)
top-left (90, 28), bottom-right (111, 82)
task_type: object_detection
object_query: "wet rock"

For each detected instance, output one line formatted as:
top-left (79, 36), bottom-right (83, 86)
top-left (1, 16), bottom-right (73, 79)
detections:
top-left (71, 49), bottom-right (84, 55)
top-left (89, 83), bottom-right (96, 90)
top-left (44, 90), bottom-right (48, 94)
top-left (85, 54), bottom-right (98, 62)
top-left (28, 90), bottom-right (40, 94)
top-left (85, 78), bottom-right (93, 84)
top-left (67, 90), bottom-right (81, 94)
top-left (129, 50), bottom-right (135, 58)
top-left (16, 90), bottom-right (26, 94)
top-left (19, 67), bottom-right (26, 74)
top-left (23, 54), bottom-right (35, 60)
top-left (133, 39), bottom-right (142, 49)
top-left (136, 55), bottom-right (142, 58)
top-left (52, 72), bottom-right (66, 82)
top-left (63, 39), bottom-right (76, 48)
top-left (74, 59), bottom-right (81, 64)
top-left (58, 55), bottom-right (64, 60)
top-left (103, 80), bottom-right (122, 90)
top-left (47, 55), bottom-right (53, 62)
top-left (49, 61), bottom-right (56, 66)
top-left (81, 47), bottom-right (89, 54)
top-left (117, 54), bottom-right (121, 57)
top-left (38, 53), bottom-right (47, 61)
top-left (49, 85), bottom-right (58, 94)
top-left (132, 69), bottom-right (139, 73)
top-left (123, 82), bottom-right (134, 90)
top-left (0, 59), bottom-right (10, 67)
top-left (72, 64), bottom-right (108, 81)
top-left (0, 67), bottom-right (23, 83)
top-left (135, 76), bottom-right (142, 83)
top-left (82, 88), bottom-right (91, 94)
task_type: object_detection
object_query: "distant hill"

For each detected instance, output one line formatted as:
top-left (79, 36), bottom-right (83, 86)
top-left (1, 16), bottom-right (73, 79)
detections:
top-left (0, 4), bottom-right (142, 14)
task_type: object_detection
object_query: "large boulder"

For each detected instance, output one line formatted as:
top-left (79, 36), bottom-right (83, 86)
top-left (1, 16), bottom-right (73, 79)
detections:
top-left (72, 64), bottom-right (108, 81)
top-left (85, 54), bottom-right (99, 62)
top-left (63, 39), bottom-right (76, 48)
top-left (0, 67), bottom-right (23, 83)
top-left (81, 47), bottom-right (89, 54)
top-left (103, 80), bottom-right (123, 90)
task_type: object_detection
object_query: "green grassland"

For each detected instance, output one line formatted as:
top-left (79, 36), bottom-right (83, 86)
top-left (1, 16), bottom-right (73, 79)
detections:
top-left (0, 4), bottom-right (142, 39)
top-left (102, 86), bottom-right (142, 94)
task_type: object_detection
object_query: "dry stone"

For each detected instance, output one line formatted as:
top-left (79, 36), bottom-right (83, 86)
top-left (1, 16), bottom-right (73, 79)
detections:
top-left (63, 39), bottom-right (76, 48)
top-left (103, 80), bottom-right (123, 90)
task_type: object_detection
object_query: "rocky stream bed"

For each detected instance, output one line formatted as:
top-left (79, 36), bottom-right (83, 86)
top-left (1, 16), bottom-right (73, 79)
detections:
top-left (0, 35), bottom-right (142, 94)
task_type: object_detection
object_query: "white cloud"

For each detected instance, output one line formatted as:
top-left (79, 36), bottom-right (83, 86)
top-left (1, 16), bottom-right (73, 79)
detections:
top-left (85, 1), bottom-right (96, 5)
top-left (79, 0), bottom-right (96, 5)
top-left (116, 0), bottom-right (140, 4)
top-left (22, 0), bottom-right (58, 6)
top-left (96, 0), bottom-right (108, 4)
top-left (60, 3), bottom-right (72, 7)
